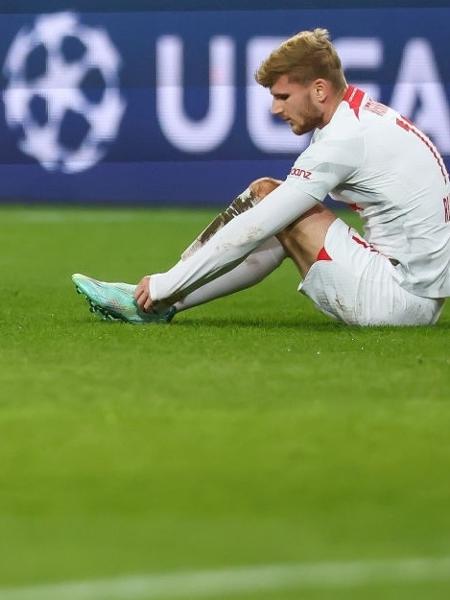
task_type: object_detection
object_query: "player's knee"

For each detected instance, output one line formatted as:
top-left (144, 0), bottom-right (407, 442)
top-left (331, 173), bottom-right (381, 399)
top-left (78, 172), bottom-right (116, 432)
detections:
top-left (249, 177), bottom-right (282, 200)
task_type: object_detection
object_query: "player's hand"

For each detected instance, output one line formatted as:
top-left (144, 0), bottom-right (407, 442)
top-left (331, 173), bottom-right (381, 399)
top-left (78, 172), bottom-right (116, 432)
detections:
top-left (134, 276), bottom-right (153, 312)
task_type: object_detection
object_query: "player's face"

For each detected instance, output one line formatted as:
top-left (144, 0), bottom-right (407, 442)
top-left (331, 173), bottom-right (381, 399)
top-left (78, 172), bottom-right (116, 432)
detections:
top-left (270, 74), bottom-right (323, 135)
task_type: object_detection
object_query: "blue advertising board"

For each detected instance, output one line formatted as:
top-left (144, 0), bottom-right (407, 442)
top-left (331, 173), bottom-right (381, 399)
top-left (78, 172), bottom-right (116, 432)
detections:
top-left (0, 5), bottom-right (449, 205)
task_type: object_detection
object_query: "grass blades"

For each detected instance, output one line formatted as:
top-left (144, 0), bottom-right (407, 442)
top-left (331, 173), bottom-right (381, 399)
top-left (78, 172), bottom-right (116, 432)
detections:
top-left (0, 206), bottom-right (449, 599)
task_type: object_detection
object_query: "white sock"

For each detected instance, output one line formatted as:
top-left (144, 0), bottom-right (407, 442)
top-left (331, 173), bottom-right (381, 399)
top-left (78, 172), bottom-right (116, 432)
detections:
top-left (174, 237), bottom-right (285, 312)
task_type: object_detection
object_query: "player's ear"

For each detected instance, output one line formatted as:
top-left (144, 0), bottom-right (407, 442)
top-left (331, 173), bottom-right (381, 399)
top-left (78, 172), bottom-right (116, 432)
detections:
top-left (313, 79), bottom-right (327, 103)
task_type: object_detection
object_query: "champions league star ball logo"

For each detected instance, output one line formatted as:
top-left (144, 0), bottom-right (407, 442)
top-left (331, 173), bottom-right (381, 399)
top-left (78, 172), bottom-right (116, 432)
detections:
top-left (3, 12), bottom-right (126, 174)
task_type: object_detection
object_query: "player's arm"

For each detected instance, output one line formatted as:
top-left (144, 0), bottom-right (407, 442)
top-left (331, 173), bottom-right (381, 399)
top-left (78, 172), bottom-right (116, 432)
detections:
top-left (135, 133), bottom-right (363, 311)
top-left (136, 181), bottom-right (318, 310)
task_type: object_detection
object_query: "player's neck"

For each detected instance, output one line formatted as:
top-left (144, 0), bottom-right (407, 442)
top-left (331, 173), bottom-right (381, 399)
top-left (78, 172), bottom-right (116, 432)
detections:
top-left (319, 87), bottom-right (347, 128)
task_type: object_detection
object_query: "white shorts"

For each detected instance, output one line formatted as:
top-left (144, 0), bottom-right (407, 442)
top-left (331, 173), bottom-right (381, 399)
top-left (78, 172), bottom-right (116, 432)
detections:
top-left (299, 218), bottom-right (445, 326)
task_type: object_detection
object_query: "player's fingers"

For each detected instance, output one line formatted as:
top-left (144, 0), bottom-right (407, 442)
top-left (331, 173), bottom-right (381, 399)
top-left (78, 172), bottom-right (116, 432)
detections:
top-left (135, 289), bottom-right (146, 309)
top-left (143, 296), bottom-right (153, 312)
top-left (134, 281), bottom-right (145, 300)
top-left (138, 297), bottom-right (148, 311)
top-left (134, 276), bottom-right (152, 310)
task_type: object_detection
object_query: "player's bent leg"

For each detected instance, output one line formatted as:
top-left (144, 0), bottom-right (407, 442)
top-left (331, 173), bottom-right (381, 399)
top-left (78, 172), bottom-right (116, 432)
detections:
top-left (72, 177), bottom-right (286, 323)
top-left (276, 204), bottom-right (337, 278)
top-left (171, 177), bottom-right (287, 312)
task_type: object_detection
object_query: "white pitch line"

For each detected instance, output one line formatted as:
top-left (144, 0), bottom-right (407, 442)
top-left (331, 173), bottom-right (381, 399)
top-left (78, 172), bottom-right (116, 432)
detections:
top-left (2, 557), bottom-right (450, 600)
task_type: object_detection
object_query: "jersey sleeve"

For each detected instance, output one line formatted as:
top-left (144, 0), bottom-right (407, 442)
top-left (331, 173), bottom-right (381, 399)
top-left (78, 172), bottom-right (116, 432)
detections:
top-left (286, 133), bottom-right (364, 202)
top-left (149, 183), bottom-right (318, 303)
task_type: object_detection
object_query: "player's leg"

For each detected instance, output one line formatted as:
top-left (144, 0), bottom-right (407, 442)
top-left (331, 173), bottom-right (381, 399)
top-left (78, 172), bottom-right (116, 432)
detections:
top-left (73, 177), bottom-right (286, 323)
top-left (174, 181), bottom-right (337, 313)
top-left (276, 203), bottom-right (337, 277)
top-left (173, 177), bottom-right (286, 312)
top-left (174, 236), bottom-right (285, 312)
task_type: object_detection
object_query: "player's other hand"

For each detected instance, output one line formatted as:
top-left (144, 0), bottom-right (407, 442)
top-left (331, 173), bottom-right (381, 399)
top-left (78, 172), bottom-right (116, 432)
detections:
top-left (134, 276), bottom-right (153, 312)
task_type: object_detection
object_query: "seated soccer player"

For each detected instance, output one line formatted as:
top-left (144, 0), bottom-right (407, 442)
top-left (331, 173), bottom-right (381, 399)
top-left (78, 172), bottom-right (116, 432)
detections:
top-left (73, 28), bottom-right (449, 327)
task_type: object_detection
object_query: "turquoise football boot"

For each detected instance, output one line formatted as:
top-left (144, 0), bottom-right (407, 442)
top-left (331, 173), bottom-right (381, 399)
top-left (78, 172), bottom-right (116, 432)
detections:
top-left (72, 273), bottom-right (176, 324)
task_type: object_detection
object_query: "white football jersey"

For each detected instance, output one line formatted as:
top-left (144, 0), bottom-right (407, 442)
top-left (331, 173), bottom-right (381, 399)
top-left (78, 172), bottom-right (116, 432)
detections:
top-left (150, 85), bottom-right (449, 305)
top-left (286, 86), bottom-right (450, 298)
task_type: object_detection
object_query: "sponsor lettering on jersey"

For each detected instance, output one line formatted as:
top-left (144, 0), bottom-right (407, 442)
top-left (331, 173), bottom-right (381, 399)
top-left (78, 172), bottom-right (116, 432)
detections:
top-left (290, 167), bottom-right (312, 179)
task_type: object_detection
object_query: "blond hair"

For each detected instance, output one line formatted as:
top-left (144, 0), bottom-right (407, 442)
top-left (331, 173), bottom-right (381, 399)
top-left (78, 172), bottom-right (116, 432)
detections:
top-left (255, 28), bottom-right (346, 91)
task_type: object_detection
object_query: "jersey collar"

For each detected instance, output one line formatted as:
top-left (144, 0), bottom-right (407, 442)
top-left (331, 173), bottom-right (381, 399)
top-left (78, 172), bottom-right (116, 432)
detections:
top-left (342, 85), bottom-right (366, 119)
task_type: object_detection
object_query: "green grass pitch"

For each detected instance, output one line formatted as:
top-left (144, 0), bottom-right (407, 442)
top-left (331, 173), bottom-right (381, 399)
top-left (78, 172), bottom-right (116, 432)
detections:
top-left (0, 206), bottom-right (449, 599)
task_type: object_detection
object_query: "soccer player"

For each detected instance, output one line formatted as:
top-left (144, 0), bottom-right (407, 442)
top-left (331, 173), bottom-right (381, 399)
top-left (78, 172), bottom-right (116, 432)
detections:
top-left (73, 28), bottom-right (449, 326)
